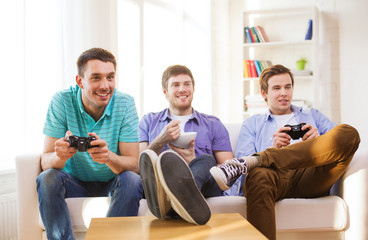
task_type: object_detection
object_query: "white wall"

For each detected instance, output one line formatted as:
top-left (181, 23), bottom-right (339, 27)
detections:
top-left (337, 1), bottom-right (368, 239)
top-left (337, 0), bottom-right (368, 146)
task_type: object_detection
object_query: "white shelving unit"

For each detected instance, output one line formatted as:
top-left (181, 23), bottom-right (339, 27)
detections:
top-left (242, 6), bottom-right (319, 118)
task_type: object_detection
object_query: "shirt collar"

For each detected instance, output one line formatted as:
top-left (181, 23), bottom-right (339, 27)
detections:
top-left (159, 108), bottom-right (199, 125)
top-left (264, 104), bottom-right (302, 122)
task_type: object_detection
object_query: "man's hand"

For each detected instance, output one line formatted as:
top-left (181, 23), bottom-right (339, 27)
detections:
top-left (301, 123), bottom-right (319, 141)
top-left (87, 132), bottom-right (110, 164)
top-left (55, 131), bottom-right (77, 163)
top-left (169, 139), bottom-right (196, 165)
top-left (147, 120), bottom-right (181, 155)
top-left (271, 126), bottom-right (292, 148)
top-left (158, 120), bottom-right (181, 145)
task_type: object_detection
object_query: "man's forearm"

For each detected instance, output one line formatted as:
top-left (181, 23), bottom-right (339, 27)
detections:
top-left (147, 136), bottom-right (167, 155)
top-left (105, 151), bottom-right (139, 174)
top-left (41, 152), bottom-right (67, 171)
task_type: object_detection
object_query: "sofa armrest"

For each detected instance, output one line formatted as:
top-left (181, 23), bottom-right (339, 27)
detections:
top-left (342, 148), bottom-right (368, 240)
top-left (16, 154), bottom-right (42, 240)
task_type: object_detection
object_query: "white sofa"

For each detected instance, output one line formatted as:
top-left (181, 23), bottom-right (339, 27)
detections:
top-left (16, 124), bottom-right (368, 240)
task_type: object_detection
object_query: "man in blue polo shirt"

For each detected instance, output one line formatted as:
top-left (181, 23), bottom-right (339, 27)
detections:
top-left (37, 48), bottom-right (143, 240)
top-left (138, 65), bottom-right (234, 225)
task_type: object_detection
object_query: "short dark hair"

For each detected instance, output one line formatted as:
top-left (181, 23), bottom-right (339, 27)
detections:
top-left (259, 64), bottom-right (294, 94)
top-left (76, 48), bottom-right (117, 77)
top-left (162, 65), bottom-right (195, 90)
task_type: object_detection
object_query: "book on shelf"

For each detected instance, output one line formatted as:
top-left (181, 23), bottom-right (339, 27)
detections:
top-left (254, 60), bottom-right (262, 76)
top-left (305, 19), bottom-right (313, 40)
top-left (249, 60), bottom-right (257, 77)
top-left (263, 60), bottom-right (273, 68)
top-left (248, 27), bottom-right (256, 43)
top-left (246, 60), bottom-right (253, 77)
top-left (243, 60), bottom-right (249, 78)
top-left (256, 26), bottom-right (270, 42)
top-left (244, 60), bottom-right (273, 78)
top-left (244, 25), bottom-right (270, 43)
top-left (244, 94), bottom-right (268, 113)
top-left (244, 27), bottom-right (253, 43)
top-left (250, 27), bottom-right (260, 43)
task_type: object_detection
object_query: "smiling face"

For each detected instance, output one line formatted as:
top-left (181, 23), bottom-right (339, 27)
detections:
top-left (261, 73), bottom-right (293, 115)
top-left (76, 59), bottom-right (116, 120)
top-left (163, 74), bottom-right (194, 115)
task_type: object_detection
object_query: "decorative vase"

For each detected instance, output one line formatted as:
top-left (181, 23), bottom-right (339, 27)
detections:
top-left (296, 59), bottom-right (307, 70)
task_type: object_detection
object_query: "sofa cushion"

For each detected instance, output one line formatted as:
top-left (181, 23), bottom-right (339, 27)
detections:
top-left (275, 196), bottom-right (349, 231)
top-left (208, 195), bottom-right (349, 231)
top-left (40, 195), bottom-right (348, 233)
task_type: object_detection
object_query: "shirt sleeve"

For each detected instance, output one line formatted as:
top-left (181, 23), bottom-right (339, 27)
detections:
top-left (138, 114), bottom-right (151, 142)
top-left (311, 108), bottom-right (337, 134)
top-left (119, 96), bottom-right (139, 142)
top-left (235, 117), bottom-right (258, 158)
top-left (211, 120), bottom-right (232, 152)
top-left (43, 92), bottom-right (68, 139)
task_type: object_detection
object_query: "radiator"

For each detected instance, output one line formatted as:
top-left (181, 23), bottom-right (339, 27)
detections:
top-left (0, 192), bottom-right (17, 240)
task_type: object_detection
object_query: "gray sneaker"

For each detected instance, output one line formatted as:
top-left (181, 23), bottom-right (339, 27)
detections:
top-left (157, 150), bottom-right (211, 225)
top-left (210, 158), bottom-right (247, 191)
top-left (139, 149), bottom-right (171, 219)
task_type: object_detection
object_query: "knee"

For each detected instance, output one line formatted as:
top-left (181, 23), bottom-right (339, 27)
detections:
top-left (37, 169), bottom-right (63, 188)
top-left (117, 171), bottom-right (143, 192)
top-left (337, 124), bottom-right (361, 151)
top-left (36, 169), bottom-right (66, 196)
top-left (338, 124), bottom-right (360, 143)
top-left (245, 168), bottom-right (278, 196)
top-left (190, 154), bottom-right (216, 167)
top-left (345, 124), bottom-right (360, 145)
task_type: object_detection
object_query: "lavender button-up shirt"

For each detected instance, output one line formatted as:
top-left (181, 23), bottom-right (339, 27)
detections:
top-left (139, 108), bottom-right (232, 158)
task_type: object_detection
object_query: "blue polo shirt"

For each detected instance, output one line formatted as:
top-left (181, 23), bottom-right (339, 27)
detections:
top-left (139, 108), bottom-right (232, 159)
top-left (43, 85), bottom-right (139, 182)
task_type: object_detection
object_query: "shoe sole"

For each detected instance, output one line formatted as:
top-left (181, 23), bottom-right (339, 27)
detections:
top-left (139, 150), bottom-right (170, 219)
top-left (210, 166), bottom-right (231, 191)
top-left (157, 150), bottom-right (211, 225)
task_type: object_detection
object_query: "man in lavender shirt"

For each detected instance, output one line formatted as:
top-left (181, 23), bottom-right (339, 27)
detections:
top-left (138, 65), bottom-right (234, 225)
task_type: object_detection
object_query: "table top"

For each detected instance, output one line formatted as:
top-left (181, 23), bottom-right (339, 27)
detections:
top-left (85, 213), bottom-right (267, 240)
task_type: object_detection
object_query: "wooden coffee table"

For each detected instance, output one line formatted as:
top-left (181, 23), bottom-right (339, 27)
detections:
top-left (85, 213), bottom-right (266, 240)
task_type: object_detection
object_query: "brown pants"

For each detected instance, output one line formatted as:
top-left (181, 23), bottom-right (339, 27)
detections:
top-left (244, 124), bottom-right (360, 240)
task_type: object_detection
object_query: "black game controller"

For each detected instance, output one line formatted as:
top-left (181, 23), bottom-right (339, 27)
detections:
top-left (283, 123), bottom-right (309, 140)
top-left (67, 135), bottom-right (98, 152)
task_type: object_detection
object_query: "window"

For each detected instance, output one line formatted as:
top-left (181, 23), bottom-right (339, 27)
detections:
top-left (0, 0), bottom-right (212, 170)
top-left (117, 0), bottom-right (212, 117)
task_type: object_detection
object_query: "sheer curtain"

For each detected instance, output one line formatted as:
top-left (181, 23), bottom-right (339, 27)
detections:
top-left (1, 0), bottom-right (212, 170)
top-left (1, 0), bottom-right (64, 170)
top-left (117, 0), bottom-right (212, 117)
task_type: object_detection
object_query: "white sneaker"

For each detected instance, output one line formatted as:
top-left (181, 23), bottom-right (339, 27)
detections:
top-left (139, 149), bottom-right (171, 219)
top-left (210, 158), bottom-right (247, 191)
top-left (157, 150), bottom-right (211, 225)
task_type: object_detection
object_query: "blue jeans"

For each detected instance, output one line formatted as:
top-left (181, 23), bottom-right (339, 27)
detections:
top-left (36, 169), bottom-right (143, 240)
top-left (189, 154), bottom-right (222, 197)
